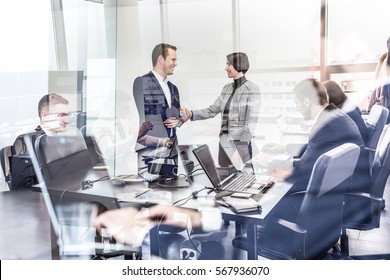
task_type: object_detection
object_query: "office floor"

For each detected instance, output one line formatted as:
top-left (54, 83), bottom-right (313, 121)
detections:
top-left (1, 177), bottom-right (389, 260)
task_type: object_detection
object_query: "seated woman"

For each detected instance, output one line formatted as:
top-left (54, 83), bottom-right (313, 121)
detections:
top-left (323, 80), bottom-right (368, 145)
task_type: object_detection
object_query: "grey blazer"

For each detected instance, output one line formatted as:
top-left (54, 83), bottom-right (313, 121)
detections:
top-left (192, 80), bottom-right (261, 142)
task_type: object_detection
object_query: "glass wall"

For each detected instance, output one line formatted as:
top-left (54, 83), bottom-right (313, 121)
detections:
top-left (327, 0), bottom-right (390, 65)
top-left (326, 0), bottom-right (390, 110)
top-left (0, 0), bottom-right (117, 182)
top-left (0, 0), bottom-right (53, 150)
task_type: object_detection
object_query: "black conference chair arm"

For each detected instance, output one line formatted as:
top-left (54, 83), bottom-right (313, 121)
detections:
top-left (346, 191), bottom-right (382, 203)
top-left (287, 190), bottom-right (307, 197)
top-left (190, 230), bottom-right (228, 243)
top-left (346, 192), bottom-right (383, 215)
top-left (267, 217), bottom-right (307, 235)
top-left (365, 147), bottom-right (376, 153)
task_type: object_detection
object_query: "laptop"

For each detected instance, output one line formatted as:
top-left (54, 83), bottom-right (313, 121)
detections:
top-left (192, 144), bottom-right (274, 195)
top-left (276, 114), bottom-right (309, 135)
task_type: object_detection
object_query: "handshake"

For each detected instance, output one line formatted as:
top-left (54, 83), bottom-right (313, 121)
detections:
top-left (162, 107), bottom-right (192, 129)
top-left (179, 107), bottom-right (192, 122)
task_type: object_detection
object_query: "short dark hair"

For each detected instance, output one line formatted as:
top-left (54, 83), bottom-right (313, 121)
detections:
top-left (151, 43), bottom-right (177, 66)
top-left (322, 80), bottom-right (347, 108)
top-left (294, 78), bottom-right (328, 106)
top-left (38, 93), bottom-right (69, 119)
top-left (226, 52), bottom-right (250, 74)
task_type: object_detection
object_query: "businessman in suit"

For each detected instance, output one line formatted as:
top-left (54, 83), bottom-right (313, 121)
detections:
top-left (133, 43), bottom-right (183, 140)
top-left (267, 79), bottom-right (370, 222)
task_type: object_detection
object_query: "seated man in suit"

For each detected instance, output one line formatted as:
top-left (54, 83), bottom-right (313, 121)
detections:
top-left (10, 93), bottom-right (71, 189)
top-left (262, 79), bottom-right (370, 221)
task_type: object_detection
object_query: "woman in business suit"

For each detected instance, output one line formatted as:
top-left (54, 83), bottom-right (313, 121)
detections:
top-left (182, 52), bottom-right (261, 166)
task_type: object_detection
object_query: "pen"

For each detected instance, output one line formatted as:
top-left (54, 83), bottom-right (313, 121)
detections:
top-left (135, 189), bottom-right (151, 198)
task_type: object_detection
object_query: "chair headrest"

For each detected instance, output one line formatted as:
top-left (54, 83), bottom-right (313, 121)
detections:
top-left (307, 143), bottom-right (360, 197)
top-left (367, 105), bottom-right (389, 127)
top-left (38, 130), bottom-right (88, 164)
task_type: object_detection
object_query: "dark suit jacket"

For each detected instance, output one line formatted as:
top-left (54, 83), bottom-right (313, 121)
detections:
top-left (133, 71), bottom-right (181, 138)
top-left (267, 104), bottom-right (370, 225)
top-left (339, 100), bottom-right (369, 146)
top-left (287, 104), bottom-right (370, 194)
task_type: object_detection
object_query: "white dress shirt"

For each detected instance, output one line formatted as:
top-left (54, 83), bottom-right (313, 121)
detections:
top-left (152, 70), bottom-right (171, 107)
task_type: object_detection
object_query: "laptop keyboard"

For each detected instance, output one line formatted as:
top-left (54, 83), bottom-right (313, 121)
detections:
top-left (222, 173), bottom-right (257, 192)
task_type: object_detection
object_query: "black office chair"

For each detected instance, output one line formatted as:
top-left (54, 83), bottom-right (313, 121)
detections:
top-left (34, 130), bottom-right (93, 180)
top-left (365, 104), bottom-right (389, 165)
top-left (339, 126), bottom-right (390, 260)
top-left (34, 131), bottom-right (141, 259)
top-left (232, 143), bottom-right (361, 260)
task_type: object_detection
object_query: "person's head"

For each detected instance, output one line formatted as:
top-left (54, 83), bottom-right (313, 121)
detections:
top-left (322, 80), bottom-right (347, 108)
top-left (151, 43), bottom-right (177, 78)
top-left (225, 52), bottom-right (249, 79)
top-left (294, 78), bottom-right (329, 120)
top-left (38, 93), bottom-right (70, 133)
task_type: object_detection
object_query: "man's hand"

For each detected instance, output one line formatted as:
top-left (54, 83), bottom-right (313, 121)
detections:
top-left (261, 143), bottom-right (286, 154)
top-left (164, 117), bottom-right (180, 128)
top-left (180, 107), bottom-right (192, 122)
top-left (148, 204), bottom-right (202, 229)
top-left (92, 205), bottom-right (203, 246)
top-left (164, 138), bottom-right (174, 148)
top-left (92, 207), bottom-right (150, 247)
top-left (253, 152), bottom-right (272, 168)
top-left (138, 121), bottom-right (153, 138)
top-left (268, 168), bottom-right (293, 181)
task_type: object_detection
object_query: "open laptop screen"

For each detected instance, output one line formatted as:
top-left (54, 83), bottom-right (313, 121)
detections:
top-left (233, 140), bottom-right (252, 164)
top-left (192, 144), bottom-right (221, 189)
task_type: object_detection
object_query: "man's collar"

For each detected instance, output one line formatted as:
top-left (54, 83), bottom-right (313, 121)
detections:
top-left (151, 70), bottom-right (168, 82)
top-left (313, 105), bottom-right (327, 124)
top-left (40, 124), bottom-right (56, 136)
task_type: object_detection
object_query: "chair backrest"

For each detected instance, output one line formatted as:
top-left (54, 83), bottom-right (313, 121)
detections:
top-left (34, 129), bottom-right (92, 180)
top-left (296, 143), bottom-right (360, 259)
top-left (366, 104), bottom-right (389, 163)
top-left (343, 116), bottom-right (390, 232)
top-left (370, 125), bottom-right (390, 200)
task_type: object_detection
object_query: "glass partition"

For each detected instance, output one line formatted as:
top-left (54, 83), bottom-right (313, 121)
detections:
top-left (0, 0), bottom-right (53, 151)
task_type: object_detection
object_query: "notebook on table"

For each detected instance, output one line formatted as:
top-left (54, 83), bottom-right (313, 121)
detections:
top-left (192, 144), bottom-right (274, 195)
top-left (221, 196), bottom-right (261, 213)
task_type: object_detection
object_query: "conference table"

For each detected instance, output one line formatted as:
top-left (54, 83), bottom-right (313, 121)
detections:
top-left (0, 189), bottom-right (51, 259)
top-left (27, 123), bottom-right (309, 260)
